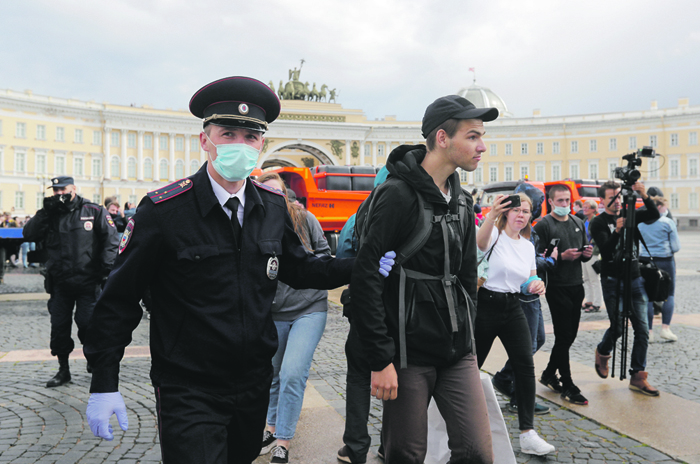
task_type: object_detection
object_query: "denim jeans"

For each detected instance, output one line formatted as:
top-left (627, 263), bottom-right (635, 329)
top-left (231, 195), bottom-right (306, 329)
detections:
top-left (20, 241), bottom-right (35, 268)
top-left (597, 276), bottom-right (649, 373)
top-left (266, 311), bottom-right (327, 440)
top-left (643, 257), bottom-right (675, 328)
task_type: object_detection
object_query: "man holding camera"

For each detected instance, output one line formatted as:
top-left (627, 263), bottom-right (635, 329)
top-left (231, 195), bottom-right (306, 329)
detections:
top-left (23, 176), bottom-right (119, 387)
top-left (589, 180), bottom-right (660, 396)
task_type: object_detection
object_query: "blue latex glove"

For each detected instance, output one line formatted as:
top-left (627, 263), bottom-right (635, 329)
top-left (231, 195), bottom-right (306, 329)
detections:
top-left (379, 251), bottom-right (396, 278)
top-left (86, 392), bottom-right (128, 440)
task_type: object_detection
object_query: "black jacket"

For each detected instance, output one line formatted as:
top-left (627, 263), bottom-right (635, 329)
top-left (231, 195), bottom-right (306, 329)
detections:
top-left (351, 144), bottom-right (478, 372)
top-left (23, 195), bottom-right (119, 289)
top-left (83, 164), bottom-right (353, 393)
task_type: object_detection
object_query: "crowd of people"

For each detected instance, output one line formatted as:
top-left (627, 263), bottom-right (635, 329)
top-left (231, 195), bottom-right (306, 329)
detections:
top-left (6, 74), bottom-right (681, 464)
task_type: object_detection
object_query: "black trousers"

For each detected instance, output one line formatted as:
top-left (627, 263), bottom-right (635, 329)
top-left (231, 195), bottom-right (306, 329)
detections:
top-left (48, 284), bottom-right (100, 357)
top-left (343, 323), bottom-right (372, 463)
top-left (154, 375), bottom-right (272, 464)
top-left (475, 288), bottom-right (535, 431)
top-left (543, 284), bottom-right (585, 384)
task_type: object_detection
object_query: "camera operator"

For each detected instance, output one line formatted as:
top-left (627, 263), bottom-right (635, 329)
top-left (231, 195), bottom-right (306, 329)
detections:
top-left (589, 180), bottom-right (660, 396)
top-left (23, 176), bottom-right (119, 388)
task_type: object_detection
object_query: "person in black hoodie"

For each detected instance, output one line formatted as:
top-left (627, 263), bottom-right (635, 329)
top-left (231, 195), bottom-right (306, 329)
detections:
top-left (351, 95), bottom-right (497, 464)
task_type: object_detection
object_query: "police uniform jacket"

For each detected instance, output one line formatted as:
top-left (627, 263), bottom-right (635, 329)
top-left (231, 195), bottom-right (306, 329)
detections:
top-left (84, 164), bottom-right (353, 393)
top-left (23, 195), bottom-right (119, 289)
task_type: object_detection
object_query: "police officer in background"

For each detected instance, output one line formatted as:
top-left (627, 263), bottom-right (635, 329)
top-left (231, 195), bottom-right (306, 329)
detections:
top-left (23, 176), bottom-right (119, 387)
top-left (83, 77), bottom-right (356, 464)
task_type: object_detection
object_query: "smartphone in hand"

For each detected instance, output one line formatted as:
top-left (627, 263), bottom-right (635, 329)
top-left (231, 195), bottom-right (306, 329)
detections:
top-left (545, 238), bottom-right (560, 257)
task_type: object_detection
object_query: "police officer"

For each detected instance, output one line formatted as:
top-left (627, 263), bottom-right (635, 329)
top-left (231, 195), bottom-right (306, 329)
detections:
top-left (23, 176), bottom-right (119, 387)
top-left (82, 77), bottom-right (355, 464)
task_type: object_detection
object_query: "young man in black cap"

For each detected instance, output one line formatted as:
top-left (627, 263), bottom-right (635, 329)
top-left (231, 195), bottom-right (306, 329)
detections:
top-left (23, 176), bottom-right (119, 387)
top-left (350, 95), bottom-right (497, 463)
top-left (83, 77), bottom-right (358, 464)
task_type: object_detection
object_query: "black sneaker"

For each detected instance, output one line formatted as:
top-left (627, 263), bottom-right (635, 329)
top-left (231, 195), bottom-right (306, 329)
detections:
top-left (539, 371), bottom-right (563, 393)
top-left (270, 445), bottom-right (288, 463)
top-left (337, 445), bottom-right (352, 463)
top-left (491, 375), bottom-right (514, 398)
top-left (260, 430), bottom-right (277, 455)
top-left (506, 402), bottom-right (550, 415)
top-left (560, 384), bottom-right (588, 405)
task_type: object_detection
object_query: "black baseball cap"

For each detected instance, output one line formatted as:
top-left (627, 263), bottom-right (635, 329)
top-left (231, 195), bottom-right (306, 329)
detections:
top-left (48, 176), bottom-right (74, 188)
top-left (189, 76), bottom-right (281, 132)
top-left (422, 95), bottom-right (499, 138)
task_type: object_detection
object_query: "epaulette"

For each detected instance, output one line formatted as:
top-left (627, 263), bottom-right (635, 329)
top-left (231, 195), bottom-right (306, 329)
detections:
top-left (252, 179), bottom-right (285, 197)
top-left (147, 178), bottom-right (193, 204)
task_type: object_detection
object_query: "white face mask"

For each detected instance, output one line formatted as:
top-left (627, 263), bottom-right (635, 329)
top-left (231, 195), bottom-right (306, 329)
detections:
top-left (660, 210), bottom-right (669, 217)
top-left (205, 133), bottom-right (261, 182)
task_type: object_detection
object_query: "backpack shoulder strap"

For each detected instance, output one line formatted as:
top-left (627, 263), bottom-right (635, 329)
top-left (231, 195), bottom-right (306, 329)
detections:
top-left (394, 189), bottom-right (433, 267)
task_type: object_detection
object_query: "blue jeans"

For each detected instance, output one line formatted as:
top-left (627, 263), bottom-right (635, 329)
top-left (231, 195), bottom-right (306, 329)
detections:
top-left (597, 276), bottom-right (649, 374)
top-left (644, 257), bottom-right (675, 328)
top-left (20, 241), bottom-right (35, 267)
top-left (266, 311), bottom-right (327, 440)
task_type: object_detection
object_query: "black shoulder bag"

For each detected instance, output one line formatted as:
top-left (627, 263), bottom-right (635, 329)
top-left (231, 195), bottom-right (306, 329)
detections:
top-left (637, 232), bottom-right (671, 302)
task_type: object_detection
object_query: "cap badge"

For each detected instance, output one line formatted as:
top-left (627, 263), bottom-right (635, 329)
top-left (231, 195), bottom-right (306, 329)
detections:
top-left (238, 103), bottom-right (249, 115)
top-left (53, 179), bottom-right (58, 184)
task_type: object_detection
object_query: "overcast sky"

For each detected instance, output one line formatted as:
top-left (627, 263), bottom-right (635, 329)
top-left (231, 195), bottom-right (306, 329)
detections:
top-left (2, 0), bottom-right (699, 122)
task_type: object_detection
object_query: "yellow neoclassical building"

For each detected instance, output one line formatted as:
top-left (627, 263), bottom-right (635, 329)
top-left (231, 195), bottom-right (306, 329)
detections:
top-left (1, 82), bottom-right (699, 229)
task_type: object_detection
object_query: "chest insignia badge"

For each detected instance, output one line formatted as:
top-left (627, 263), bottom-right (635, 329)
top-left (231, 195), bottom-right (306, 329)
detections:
top-left (267, 255), bottom-right (279, 280)
top-left (84, 221), bottom-right (93, 231)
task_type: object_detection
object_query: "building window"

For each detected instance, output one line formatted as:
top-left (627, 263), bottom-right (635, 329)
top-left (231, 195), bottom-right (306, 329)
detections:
top-left (36, 192), bottom-right (44, 210)
top-left (670, 133), bottom-right (679, 147)
top-left (111, 131), bottom-right (120, 147)
top-left (648, 158), bottom-right (659, 179)
top-left (629, 136), bottom-right (637, 150)
top-left (36, 153), bottom-right (46, 174)
top-left (690, 192), bottom-right (698, 210)
top-left (159, 159), bottom-right (168, 180)
top-left (609, 138), bottom-right (617, 151)
top-left (176, 137), bottom-right (184, 151)
top-left (175, 159), bottom-right (184, 178)
top-left (570, 163), bottom-right (579, 179)
top-left (589, 140), bottom-right (597, 152)
top-left (56, 127), bottom-right (65, 142)
top-left (75, 129), bottom-right (83, 144)
top-left (589, 162), bottom-right (598, 179)
top-left (552, 141), bottom-right (560, 154)
top-left (520, 165), bottom-right (529, 179)
top-left (489, 144), bottom-right (497, 156)
top-left (571, 141), bottom-right (578, 153)
top-left (536, 165), bottom-right (545, 181)
top-left (459, 169), bottom-right (468, 182)
top-left (670, 193), bottom-right (679, 210)
top-left (190, 160), bottom-right (199, 175)
top-left (670, 159), bottom-right (679, 178)
top-left (521, 143), bottom-right (528, 155)
top-left (127, 157), bottom-right (137, 178)
top-left (37, 124), bottom-right (46, 140)
top-left (15, 151), bottom-right (26, 173)
top-left (93, 194), bottom-right (102, 205)
top-left (536, 142), bottom-right (544, 155)
top-left (129, 195), bottom-right (138, 206)
top-left (474, 166), bottom-right (483, 183)
top-left (74, 158), bottom-right (84, 177)
top-left (92, 158), bottom-right (102, 177)
top-left (650, 135), bottom-right (657, 148)
top-left (608, 161), bottom-right (617, 178)
top-left (15, 191), bottom-right (25, 210)
top-left (16, 122), bottom-right (27, 138)
top-left (111, 156), bottom-right (120, 178)
top-left (552, 164), bottom-right (561, 180)
top-left (689, 158), bottom-right (698, 177)
top-left (128, 133), bottom-right (137, 148)
top-left (489, 166), bottom-right (498, 182)
top-left (144, 158), bottom-right (153, 179)
top-left (505, 166), bottom-right (513, 181)
top-left (505, 143), bottom-right (512, 156)
top-left (93, 130), bottom-right (102, 146)
top-left (159, 135), bottom-right (168, 150)
top-left (144, 134), bottom-right (153, 150)
top-left (690, 132), bottom-right (698, 146)
top-left (377, 144), bottom-right (385, 157)
top-left (190, 137), bottom-right (200, 152)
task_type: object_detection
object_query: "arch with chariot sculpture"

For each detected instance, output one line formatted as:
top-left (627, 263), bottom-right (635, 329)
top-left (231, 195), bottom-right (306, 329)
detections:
top-left (259, 140), bottom-right (340, 168)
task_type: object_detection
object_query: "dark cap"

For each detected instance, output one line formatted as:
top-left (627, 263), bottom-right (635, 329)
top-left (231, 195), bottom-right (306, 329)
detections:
top-left (287, 188), bottom-right (297, 203)
top-left (422, 95), bottom-right (499, 138)
top-left (189, 76), bottom-right (281, 132)
top-left (647, 186), bottom-right (664, 197)
top-left (48, 176), bottom-right (74, 188)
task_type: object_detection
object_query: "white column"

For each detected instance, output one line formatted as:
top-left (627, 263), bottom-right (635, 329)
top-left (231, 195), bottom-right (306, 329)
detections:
top-left (359, 141), bottom-right (366, 166)
top-left (103, 129), bottom-right (111, 177)
top-left (344, 140), bottom-right (351, 165)
top-left (121, 130), bottom-right (128, 180)
top-left (153, 132), bottom-right (160, 180)
top-left (372, 141), bottom-right (377, 167)
top-left (137, 131), bottom-right (144, 181)
top-left (185, 135), bottom-right (191, 177)
top-left (169, 133), bottom-right (176, 181)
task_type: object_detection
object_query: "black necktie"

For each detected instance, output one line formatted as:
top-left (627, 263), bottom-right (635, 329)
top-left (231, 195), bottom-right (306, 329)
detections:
top-left (225, 197), bottom-right (241, 248)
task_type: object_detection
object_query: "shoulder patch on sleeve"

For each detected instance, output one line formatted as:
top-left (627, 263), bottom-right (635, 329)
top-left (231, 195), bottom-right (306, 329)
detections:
top-left (252, 179), bottom-right (285, 197)
top-left (147, 178), bottom-right (193, 204)
top-left (119, 218), bottom-right (135, 254)
top-left (106, 214), bottom-right (116, 228)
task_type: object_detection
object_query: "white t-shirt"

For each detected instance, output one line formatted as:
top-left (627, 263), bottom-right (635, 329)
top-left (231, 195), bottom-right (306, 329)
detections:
top-left (482, 227), bottom-right (536, 294)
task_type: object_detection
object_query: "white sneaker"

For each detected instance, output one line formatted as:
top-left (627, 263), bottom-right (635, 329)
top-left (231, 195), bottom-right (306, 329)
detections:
top-left (520, 430), bottom-right (555, 455)
top-left (649, 331), bottom-right (654, 343)
top-left (660, 327), bottom-right (678, 341)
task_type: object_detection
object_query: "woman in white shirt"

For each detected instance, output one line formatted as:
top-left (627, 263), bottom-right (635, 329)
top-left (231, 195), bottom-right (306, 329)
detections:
top-left (475, 193), bottom-right (555, 456)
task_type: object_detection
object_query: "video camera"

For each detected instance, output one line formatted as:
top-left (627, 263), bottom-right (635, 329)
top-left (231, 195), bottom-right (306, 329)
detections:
top-left (614, 146), bottom-right (656, 187)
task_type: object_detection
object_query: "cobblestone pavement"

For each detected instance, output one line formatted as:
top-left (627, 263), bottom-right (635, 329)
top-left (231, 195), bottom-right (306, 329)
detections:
top-left (1, 232), bottom-right (698, 463)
